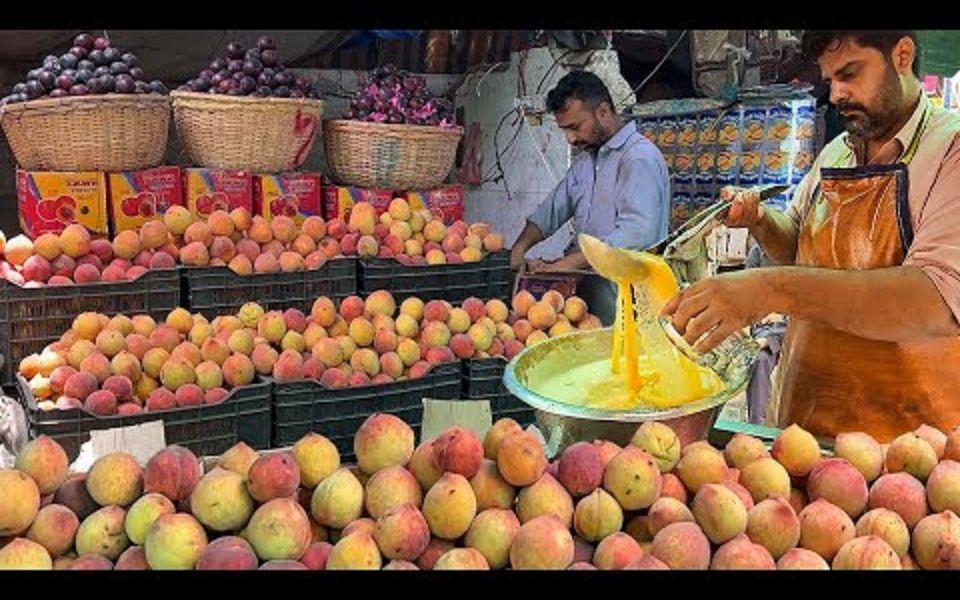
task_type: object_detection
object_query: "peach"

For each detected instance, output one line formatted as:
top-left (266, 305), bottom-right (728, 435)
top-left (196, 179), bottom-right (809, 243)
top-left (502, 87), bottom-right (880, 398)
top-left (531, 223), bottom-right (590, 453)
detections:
top-left (744, 497), bottom-right (800, 559)
top-left (253, 253), bottom-right (280, 273)
top-left (141, 348), bottom-right (170, 380)
top-left (342, 518), bottom-right (376, 539)
top-left (407, 439), bottom-right (442, 492)
top-left (798, 499), bottom-right (856, 561)
top-left (179, 241), bottom-right (210, 266)
top-left (650, 521), bottom-right (711, 570)
top-left (630, 422), bottom-right (681, 473)
top-left (464, 459), bottom-right (514, 511)
top-left (660, 472), bottom-right (689, 504)
top-left (527, 301), bottom-right (557, 331)
top-left (245, 498), bottom-right (311, 561)
top-left (163, 206), bottom-right (193, 235)
top-left (57, 225), bottom-right (91, 258)
top-left (945, 426), bottom-right (960, 461)
top-left (86, 452), bottom-right (143, 507)
top-left (517, 473), bottom-right (574, 528)
top-left (206, 210), bottom-right (234, 237)
top-left (291, 433), bottom-right (340, 490)
top-left (927, 460), bottom-right (960, 515)
top-left (14, 436), bottom-right (68, 495)
top-left (856, 508), bottom-right (910, 557)
top-left (724, 433), bottom-right (771, 470)
top-left (160, 357), bottom-right (196, 391)
top-left (807, 457), bottom-right (868, 518)
top-left (603, 446), bottom-right (662, 511)
top-left (373, 503), bottom-right (430, 561)
top-left (462, 508), bottom-right (519, 570)
top-left (24, 503), bottom-right (76, 559)
top-left (347, 203), bottom-right (377, 236)
top-left (433, 427), bottom-right (484, 478)
top-left (772, 424), bottom-right (821, 477)
top-left (511, 290), bottom-right (536, 317)
top-left (83, 389), bottom-right (117, 416)
top-left (219, 442), bottom-right (260, 479)
top-left (573, 488), bottom-right (623, 543)
top-left (422, 473), bottom-right (477, 540)
top-left (114, 546), bottom-right (149, 570)
top-left (365, 465), bottom-right (423, 519)
top-left (222, 353), bottom-right (255, 387)
top-left (885, 432), bottom-right (938, 481)
top-left (482, 418), bottom-right (523, 461)
top-left (739, 457), bottom-right (792, 503)
top-left (776, 547), bottom-right (830, 570)
top-left (433, 548), bottom-right (489, 570)
top-left (124, 493), bottom-right (176, 545)
top-left (146, 388), bottom-right (176, 412)
top-left (647, 497), bottom-right (696, 538)
top-left (143, 513), bottom-right (208, 570)
top-left (557, 441), bottom-right (605, 497)
top-left (868, 472), bottom-right (929, 528)
top-left (497, 430), bottom-right (547, 487)
top-left (914, 424), bottom-right (948, 460)
top-left (310, 468), bottom-right (364, 529)
top-left (188, 467), bottom-right (255, 534)
top-left (228, 206), bottom-right (252, 232)
top-left (832, 535), bottom-right (901, 570)
top-left (326, 532), bottom-right (381, 570)
top-left (710, 534), bottom-right (776, 570)
top-left (691, 483), bottom-right (748, 544)
top-left (911, 511), bottom-right (960, 570)
top-left (141, 445), bottom-right (200, 504)
top-left (0, 537), bottom-right (53, 570)
top-left (353, 412), bottom-right (415, 475)
top-left (246, 451), bottom-right (300, 503)
top-left (204, 387), bottom-right (229, 405)
top-left (75, 505), bottom-right (129, 560)
top-left (196, 536), bottom-right (258, 571)
top-left (509, 515), bottom-right (574, 570)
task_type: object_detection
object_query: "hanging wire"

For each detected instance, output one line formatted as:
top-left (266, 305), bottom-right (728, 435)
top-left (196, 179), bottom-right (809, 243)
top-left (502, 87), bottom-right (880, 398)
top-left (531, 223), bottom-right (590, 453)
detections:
top-left (616, 30), bottom-right (689, 111)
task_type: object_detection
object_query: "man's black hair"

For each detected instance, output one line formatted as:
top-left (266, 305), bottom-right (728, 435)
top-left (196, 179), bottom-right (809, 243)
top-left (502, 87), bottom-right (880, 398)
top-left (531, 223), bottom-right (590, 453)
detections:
top-left (546, 70), bottom-right (614, 113)
top-left (801, 31), bottom-right (920, 77)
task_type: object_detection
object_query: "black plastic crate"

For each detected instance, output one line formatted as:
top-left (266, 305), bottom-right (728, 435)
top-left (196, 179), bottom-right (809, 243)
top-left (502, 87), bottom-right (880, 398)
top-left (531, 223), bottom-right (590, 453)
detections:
top-left (0, 268), bottom-right (181, 386)
top-left (16, 375), bottom-right (272, 462)
top-left (182, 258), bottom-right (357, 320)
top-left (272, 361), bottom-right (463, 460)
top-left (358, 251), bottom-right (511, 304)
top-left (462, 357), bottom-right (535, 427)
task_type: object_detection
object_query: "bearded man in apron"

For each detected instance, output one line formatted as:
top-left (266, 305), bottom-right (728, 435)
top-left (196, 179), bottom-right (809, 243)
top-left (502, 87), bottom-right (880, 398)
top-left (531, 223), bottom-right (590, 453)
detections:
top-left (662, 31), bottom-right (960, 442)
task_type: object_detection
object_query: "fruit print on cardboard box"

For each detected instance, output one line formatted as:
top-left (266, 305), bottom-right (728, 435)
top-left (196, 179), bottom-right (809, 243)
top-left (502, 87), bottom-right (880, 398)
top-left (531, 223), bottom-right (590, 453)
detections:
top-left (183, 169), bottom-right (253, 219)
top-left (108, 167), bottom-right (184, 233)
top-left (254, 173), bottom-right (322, 224)
top-left (17, 170), bottom-right (109, 238)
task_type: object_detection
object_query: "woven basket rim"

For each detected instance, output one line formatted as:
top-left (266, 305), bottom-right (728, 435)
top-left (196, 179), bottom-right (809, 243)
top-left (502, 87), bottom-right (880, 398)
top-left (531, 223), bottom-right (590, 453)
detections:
top-left (171, 89), bottom-right (324, 109)
top-left (0, 93), bottom-right (170, 118)
top-left (324, 118), bottom-right (464, 138)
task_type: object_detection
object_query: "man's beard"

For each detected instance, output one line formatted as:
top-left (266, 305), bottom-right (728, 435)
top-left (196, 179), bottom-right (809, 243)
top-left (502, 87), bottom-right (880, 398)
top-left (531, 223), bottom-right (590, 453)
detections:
top-left (838, 65), bottom-right (904, 139)
top-left (576, 121), bottom-right (609, 152)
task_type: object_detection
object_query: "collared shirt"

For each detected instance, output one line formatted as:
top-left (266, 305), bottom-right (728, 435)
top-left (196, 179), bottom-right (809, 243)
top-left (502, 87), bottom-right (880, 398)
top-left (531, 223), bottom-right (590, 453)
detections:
top-left (528, 120), bottom-right (671, 251)
top-left (785, 93), bottom-right (960, 321)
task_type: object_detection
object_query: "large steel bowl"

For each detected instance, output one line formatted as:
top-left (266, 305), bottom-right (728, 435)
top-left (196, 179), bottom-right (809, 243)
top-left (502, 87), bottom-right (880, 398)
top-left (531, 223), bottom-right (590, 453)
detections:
top-left (503, 327), bottom-right (760, 457)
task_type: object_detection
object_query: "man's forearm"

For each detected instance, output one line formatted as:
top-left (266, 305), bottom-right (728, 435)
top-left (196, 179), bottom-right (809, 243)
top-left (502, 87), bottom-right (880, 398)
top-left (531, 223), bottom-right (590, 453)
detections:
top-left (749, 208), bottom-right (800, 265)
top-left (763, 265), bottom-right (960, 342)
top-left (550, 250), bottom-right (590, 271)
top-left (513, 221), bottom-right (544, 255)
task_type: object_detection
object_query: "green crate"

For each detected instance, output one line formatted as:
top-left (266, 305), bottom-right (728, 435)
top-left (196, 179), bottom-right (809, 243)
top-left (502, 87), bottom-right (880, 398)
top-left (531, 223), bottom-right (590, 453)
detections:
top-left (16, 375), bottom-right (272, 462)
top-left (462, 357), bottom-right (535, 427)
top-left (182, 258), bottom-right (357, 320)
top-left (358, 251), bottom-right (511, 304)
top-left (0, 268), bottom-right (181, 386)
top-left (271, 361), bottom-right (463, 461)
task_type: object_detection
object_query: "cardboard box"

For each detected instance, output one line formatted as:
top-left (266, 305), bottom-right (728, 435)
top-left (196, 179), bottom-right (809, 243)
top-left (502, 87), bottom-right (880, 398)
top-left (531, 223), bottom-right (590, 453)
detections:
top-left (406, 185), bottom-right (464, 225)
top-left (107, 167), bottom-right (184, 233)
top-left (254, 173), bottom-right (322, 224)
top-left (183, 168), bottom-right (253, 219)
top-left (17, 170), bottom-right (109, 238)
top-left (321, 184), bottom-right (394, 221)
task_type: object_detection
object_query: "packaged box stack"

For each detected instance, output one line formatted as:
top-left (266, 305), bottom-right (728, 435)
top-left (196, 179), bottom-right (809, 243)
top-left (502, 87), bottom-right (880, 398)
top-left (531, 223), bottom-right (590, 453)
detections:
top-left (17, 170), bottom-right (109, 238)
top-left (635, 89), bottom-right (817, 230)
top-left (253, 173), bottom-right (323, 224)
top-left (107, 167), bottom-right (184, 232)
top-left (182, 168), bottom-right (254, 219)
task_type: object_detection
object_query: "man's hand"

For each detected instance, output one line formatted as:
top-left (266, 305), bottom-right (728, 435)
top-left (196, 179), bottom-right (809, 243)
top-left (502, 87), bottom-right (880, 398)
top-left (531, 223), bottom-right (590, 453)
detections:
top-left (660, 270), bottom-right (771, 352)
top-left (526, 259), bottom-right (554, 273)
top-left (510, 245), bottom-right (528, 271)
top-left (720, 186), bottom-right (765, 228)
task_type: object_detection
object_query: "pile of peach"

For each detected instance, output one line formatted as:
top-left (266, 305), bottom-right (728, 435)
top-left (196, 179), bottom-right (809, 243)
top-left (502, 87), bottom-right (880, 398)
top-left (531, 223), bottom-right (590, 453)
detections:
top-left (2, 417), bottom-right (958, 570)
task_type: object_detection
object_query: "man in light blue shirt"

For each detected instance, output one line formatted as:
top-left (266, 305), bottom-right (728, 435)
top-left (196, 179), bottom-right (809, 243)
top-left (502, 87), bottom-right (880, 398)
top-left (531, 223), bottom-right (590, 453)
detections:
top-left (510, 70), bottom-right (671, 324)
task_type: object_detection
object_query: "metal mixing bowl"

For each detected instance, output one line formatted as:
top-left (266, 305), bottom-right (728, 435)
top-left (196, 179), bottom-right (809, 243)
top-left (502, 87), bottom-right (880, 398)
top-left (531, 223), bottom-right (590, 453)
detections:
top-left (503, 327), bottom-right (760, 457)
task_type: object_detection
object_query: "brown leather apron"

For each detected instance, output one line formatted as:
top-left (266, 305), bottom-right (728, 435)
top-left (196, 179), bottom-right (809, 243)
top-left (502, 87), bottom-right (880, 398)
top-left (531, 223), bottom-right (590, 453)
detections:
top-left (777, 107), bottom-right (960, 442)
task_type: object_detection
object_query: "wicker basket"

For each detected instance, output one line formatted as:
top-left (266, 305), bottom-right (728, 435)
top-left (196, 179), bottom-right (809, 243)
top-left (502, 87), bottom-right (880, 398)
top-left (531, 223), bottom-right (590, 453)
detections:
top-left (171, 91), bottom-right (323, 173)
top-left (0, 94), bottom-right (170, 172)
top-left (323, 119), bottom-right (464, 190)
